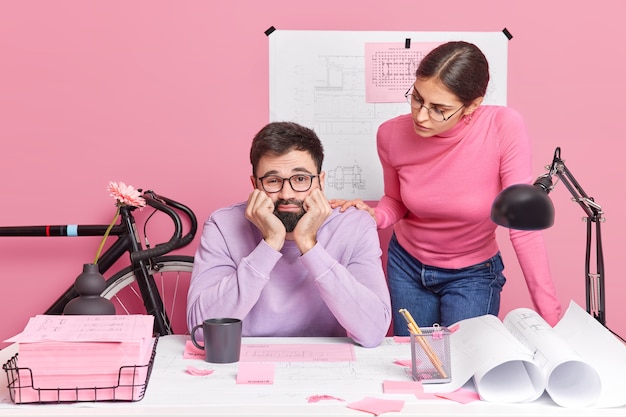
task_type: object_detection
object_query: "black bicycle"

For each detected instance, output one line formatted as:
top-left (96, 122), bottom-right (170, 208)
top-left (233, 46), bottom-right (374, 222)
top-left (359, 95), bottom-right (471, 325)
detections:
top-left (0, 189), bottom-right (197, 336)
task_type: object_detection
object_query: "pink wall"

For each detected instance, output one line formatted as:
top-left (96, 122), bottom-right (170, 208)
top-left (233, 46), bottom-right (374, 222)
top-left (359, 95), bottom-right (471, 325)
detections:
top-left (1, 1), bottom-right (625, 346)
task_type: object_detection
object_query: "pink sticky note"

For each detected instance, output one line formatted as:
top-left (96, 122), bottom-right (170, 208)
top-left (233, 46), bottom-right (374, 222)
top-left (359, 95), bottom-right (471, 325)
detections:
top-left (393, 336), bottom-right (411, 344)
top-left (183, 340), bottom-right (205, 359)
top-left (436, 388), bottom-right (480, 404)
top-left (448, 323), bottom-right (460, 333)
top-left (185, 366), bottom-right (214, 376)
top-left (236, 362), bottom-right (275, 384)
top-left (415, 391), bottom-right (439, 400)
top-left (393, 359), bottom-right (412, 367)
top-left (347, 397), bottom-right (405, 416)
top-left (383, 380), bottom-right (424, 394)
top-left (307, 394), bottom-right (345, 403)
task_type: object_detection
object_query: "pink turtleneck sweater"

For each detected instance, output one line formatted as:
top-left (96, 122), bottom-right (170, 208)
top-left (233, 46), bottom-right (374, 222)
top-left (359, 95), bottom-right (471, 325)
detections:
top-left (375, 105), bottom-right (561, 326)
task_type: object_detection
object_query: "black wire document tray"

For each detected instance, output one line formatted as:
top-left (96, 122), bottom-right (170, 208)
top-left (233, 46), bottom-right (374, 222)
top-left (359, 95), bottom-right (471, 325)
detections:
top-left (2, 335), bottom-right (159, 404)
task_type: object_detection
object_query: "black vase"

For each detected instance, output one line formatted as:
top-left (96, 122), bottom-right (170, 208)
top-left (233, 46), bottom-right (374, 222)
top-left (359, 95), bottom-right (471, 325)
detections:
top-left (63, 263), bottom-right (116, 315)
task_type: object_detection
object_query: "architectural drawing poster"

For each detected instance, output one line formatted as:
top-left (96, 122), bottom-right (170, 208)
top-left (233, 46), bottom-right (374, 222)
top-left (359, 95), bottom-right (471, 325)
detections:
top-left (269, 30), bottom-right (508, 200)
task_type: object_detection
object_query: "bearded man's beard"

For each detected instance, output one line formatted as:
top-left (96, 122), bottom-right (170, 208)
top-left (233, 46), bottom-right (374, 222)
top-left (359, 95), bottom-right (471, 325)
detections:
top-left (274, 199), bottom-right (305, 233)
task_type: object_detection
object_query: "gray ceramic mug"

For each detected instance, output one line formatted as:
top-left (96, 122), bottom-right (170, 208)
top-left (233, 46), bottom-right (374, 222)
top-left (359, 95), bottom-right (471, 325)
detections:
top-left (191, 318), bottom-right (242, 363)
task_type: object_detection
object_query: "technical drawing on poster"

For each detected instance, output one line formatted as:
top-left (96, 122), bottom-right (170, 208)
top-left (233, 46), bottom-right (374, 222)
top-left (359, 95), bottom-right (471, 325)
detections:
top-left (326, 163), bottom-right (366, 194)
top-left (269, 30), bottom-right (508, 200)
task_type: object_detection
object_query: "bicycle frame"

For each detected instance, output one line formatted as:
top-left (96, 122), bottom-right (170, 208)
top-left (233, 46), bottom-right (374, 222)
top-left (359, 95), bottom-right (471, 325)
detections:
top-left (0, 190), bottom-right (197, 336)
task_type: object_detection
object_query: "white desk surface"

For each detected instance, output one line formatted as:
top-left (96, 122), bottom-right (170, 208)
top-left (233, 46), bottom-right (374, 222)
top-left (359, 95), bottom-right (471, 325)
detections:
top-left (1, 335), bottom-right (624, 417)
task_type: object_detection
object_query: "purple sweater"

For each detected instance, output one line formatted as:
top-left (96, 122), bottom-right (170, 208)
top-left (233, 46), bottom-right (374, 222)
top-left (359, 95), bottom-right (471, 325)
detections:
top-left (187, 204), bottom-right (392, 347)
top-left (375, 106), bottom-right (561, 326)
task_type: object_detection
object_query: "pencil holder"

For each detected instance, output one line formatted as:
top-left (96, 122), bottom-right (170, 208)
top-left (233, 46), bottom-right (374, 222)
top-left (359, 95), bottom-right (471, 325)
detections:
top-left (410, 325), bottom-right (451, 383)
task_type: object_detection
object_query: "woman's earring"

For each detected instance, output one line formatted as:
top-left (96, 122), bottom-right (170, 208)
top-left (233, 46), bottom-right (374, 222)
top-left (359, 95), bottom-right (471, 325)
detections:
top-left (463, 114), bottom-right (472, 125)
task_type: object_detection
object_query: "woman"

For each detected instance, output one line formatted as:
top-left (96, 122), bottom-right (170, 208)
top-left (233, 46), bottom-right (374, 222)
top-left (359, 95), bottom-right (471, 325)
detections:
top-left (331, 41), bottom-right (561, 334)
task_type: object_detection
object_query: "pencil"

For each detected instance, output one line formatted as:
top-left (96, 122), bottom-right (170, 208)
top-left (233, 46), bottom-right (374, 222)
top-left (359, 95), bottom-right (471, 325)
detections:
top-left (398, 308), bottom-right (448, 379)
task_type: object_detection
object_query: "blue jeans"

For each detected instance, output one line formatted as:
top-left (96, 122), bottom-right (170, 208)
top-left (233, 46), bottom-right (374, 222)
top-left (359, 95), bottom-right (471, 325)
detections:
top-left (387, 233), bottom-right (506, 335)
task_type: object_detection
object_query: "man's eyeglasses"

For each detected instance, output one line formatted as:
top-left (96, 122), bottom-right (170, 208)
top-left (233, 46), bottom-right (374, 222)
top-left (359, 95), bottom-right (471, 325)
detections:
top-left (404, 86), bottom-right (465, 122)
top-left (257, 174), bottom-right (319, 193)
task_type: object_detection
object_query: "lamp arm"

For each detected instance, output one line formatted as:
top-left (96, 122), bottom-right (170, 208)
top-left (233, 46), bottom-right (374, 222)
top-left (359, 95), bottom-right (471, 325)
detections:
top-left (547, 147), bottom-right (606, 326)
top-left (549, 147), bottom-right (604, 222)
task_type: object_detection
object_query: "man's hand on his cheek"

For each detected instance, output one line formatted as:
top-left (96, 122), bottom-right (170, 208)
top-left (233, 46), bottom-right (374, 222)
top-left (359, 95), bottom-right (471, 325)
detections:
top-left (245, 189), bottom-right (286, 250)
top-left (293, 189), bottom-right (331, 254)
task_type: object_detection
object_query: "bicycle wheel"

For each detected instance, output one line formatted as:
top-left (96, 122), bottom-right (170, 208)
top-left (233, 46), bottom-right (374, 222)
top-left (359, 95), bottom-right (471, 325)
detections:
top-left (101, 255), bottom-right (194, 335)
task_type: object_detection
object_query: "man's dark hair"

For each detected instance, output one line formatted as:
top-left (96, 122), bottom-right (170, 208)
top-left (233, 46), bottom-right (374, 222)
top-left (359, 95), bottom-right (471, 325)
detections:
top-left (250, 121), bottom-right (324, 176)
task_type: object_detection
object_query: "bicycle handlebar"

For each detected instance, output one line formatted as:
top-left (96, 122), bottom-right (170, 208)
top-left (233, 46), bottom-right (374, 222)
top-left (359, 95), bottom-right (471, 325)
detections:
top-left (129, 190), bottom-right (198, 263)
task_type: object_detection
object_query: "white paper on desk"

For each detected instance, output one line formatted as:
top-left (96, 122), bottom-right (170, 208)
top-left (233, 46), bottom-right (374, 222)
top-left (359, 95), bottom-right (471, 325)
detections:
top-left (447, 313), bottom-right (545, 403)
top-left (444, 301), bottom-right (625, 408)
top-left (552, 301), bottom-right (626, 408)
top-left (502, 307), bottom-right (601, 407)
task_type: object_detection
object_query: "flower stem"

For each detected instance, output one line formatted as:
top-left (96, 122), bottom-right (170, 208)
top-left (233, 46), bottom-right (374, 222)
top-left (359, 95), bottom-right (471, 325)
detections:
top-left (94, 206), bottom-right (120, 264)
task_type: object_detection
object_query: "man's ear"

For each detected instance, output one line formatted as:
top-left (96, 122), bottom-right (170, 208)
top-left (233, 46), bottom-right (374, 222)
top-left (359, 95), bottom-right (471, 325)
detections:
top-left (318, 171), bottom-right (325, 191)
top-left (250, 175), bottom-right (257, 189)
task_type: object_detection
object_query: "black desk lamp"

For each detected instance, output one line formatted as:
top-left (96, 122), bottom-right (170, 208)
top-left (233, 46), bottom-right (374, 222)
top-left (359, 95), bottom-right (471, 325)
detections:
top-left (491, 147), bottom-right (606, 326)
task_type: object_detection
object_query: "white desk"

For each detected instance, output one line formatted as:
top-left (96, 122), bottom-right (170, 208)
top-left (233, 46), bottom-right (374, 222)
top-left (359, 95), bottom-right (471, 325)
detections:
top-left (1, 335), bottom-right (624, 416)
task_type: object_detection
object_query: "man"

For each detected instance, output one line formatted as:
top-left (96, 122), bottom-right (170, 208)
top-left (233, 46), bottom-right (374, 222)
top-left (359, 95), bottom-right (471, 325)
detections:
top-left (187, 121), bottom-right (391, 347)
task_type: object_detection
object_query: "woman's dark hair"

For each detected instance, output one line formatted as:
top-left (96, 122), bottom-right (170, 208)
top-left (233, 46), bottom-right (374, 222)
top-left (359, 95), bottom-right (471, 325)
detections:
top-left (250, 121), bottom-right (324, 176)
top-left (416, 41), bottom-right (489, 105)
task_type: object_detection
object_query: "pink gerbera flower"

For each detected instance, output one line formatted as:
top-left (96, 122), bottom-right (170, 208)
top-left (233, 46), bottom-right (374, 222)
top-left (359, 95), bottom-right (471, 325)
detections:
top-left (107, 181), bottom-right (146, 208)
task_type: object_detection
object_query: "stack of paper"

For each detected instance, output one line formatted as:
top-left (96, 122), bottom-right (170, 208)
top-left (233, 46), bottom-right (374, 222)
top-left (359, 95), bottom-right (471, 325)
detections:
top-left (4, 314), bottom-right (155, 403)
